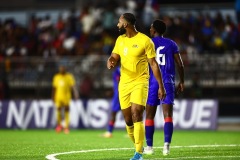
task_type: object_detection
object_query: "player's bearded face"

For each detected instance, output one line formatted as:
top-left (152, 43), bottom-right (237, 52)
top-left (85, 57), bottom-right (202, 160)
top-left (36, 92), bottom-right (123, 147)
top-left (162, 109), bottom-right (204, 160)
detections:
top-left (119, 25), bottom-right (126, 35)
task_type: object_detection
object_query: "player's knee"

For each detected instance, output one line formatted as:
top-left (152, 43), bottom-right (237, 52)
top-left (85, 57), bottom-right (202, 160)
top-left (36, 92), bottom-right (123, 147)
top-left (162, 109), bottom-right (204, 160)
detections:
top-left (146, 113), bottom-right (155, 119)
top-left (111, 117), bottom-right (116, 122)
top-left (132, 113), bottom-right (143, 122)
top-left (163, 113), bottom-right (172, 119)
top-left (146, 105), bottom-right (157, 119)
top-left (125, 117), bottom-right (133, 126)
top-left (126, 122), bottom-right (133, 126)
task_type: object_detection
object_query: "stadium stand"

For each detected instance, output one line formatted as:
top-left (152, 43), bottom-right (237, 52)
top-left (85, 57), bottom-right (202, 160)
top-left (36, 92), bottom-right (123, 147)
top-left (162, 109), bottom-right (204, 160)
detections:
top-left (0, 0), bottom-right (239, 120)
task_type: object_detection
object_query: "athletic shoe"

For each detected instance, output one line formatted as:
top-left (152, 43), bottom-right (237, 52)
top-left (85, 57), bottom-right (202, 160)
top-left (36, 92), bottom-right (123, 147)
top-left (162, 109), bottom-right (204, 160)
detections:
top-left (64, 128), bottom-right (70, 134)
top-left (55, 125), bottom-right (62, 133)
top-left (130, 152), bottom-right (143, 160)
top-left (163, 142), bottom-right (170, 156)
top-left (102, 132), bottom-right (112, 138)
top-left (143, 146), bottom-right (154, 155)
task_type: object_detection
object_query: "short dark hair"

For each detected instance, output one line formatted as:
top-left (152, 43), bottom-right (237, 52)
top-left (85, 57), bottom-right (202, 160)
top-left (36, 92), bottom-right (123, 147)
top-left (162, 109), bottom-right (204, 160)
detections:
top-left (152, 19), bottom-right (166, 35)
top-left (123, 13), bottom-right (136, 25)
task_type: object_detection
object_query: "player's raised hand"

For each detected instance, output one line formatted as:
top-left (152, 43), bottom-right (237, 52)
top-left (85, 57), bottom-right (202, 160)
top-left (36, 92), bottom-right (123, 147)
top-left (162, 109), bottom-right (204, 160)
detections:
top-left (107, 56), bottom-right (117, 69)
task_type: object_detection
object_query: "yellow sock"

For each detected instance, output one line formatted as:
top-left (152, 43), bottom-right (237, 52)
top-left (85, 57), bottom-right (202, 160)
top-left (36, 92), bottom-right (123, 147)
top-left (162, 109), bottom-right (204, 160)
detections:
top-left (126, 125), bottom-right (135, 143)
top-left (56, 108), bottom-right (61, 125)
top-left (134, 121), bottom-right (144, 154)
top-left (65, 110), bottom-right (69, 128)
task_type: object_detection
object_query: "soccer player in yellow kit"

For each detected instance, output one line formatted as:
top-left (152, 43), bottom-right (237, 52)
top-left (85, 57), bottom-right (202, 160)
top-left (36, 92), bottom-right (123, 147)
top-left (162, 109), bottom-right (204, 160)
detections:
top-left (52, 64), bottom-right (78, 134)
top-left (107, 13), bottom-right (166, 160)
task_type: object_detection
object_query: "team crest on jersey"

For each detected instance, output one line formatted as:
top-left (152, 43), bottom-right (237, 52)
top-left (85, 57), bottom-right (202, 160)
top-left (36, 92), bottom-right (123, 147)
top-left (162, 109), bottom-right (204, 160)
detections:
top-left (132, 44), bottom-right (138, 48)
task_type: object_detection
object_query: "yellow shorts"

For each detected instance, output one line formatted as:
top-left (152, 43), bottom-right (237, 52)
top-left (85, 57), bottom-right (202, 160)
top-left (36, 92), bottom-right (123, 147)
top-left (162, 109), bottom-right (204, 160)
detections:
top-left (119, 81), bottom-right (149, 110)
top-left (54, 97), bottom-right (71, 108)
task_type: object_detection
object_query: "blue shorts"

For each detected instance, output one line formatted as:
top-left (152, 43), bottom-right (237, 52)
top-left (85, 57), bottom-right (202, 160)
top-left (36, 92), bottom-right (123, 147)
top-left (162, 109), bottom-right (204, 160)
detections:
top-left (147, 82), bottom-right (175, 106)
top-left (111, 94), bottom-right (121, 112)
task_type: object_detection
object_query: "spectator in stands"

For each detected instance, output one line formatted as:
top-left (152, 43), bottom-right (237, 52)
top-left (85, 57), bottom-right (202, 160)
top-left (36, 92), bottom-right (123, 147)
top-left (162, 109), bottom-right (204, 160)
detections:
top-left (236, 0), bottom-right (240, 25)
top-left (0, 63), bottom-right (10, 100)
top-left (102, 29), bottom-right (115, 55)
top-left (212, 32), bottom-right (225, 53)
top-left (102, 4), bottom-right (117, 30)
top-left (55, 14), bottom-right (65, 32)
top-left (201, 14), bottom-right (214, 52)
top-left (79, 6), bottom-right (95, 35)
top-left (0, 6), bottom-right (240, 57)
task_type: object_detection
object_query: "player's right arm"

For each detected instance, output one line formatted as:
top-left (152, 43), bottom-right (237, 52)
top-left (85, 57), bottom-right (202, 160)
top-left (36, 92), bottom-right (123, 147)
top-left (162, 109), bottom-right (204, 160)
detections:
top-left (148, 57), bottom-right (166, 100)
top-left (107, 53), bottom-right (120, 69)
top-left (107, 36), bottom-right (121, 69)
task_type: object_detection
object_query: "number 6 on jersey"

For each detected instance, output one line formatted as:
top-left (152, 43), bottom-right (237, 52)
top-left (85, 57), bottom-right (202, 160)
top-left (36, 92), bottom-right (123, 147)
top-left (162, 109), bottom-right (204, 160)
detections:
top-left (156, 46), bottom-right (165, 65)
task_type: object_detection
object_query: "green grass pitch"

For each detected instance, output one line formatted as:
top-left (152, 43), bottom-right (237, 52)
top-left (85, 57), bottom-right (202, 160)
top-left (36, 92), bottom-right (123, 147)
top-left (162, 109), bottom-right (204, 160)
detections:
top-left (0, 129), bottom-right (239, 160)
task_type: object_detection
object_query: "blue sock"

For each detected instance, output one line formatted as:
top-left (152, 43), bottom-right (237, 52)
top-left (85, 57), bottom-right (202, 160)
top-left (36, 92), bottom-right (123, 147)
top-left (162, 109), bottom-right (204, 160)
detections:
top-left (145, 119), bottom-right (155, 146)
top-left (107, 120), bottom-right (114, 133)
top-left (164, 117), bottom-right (173, 143)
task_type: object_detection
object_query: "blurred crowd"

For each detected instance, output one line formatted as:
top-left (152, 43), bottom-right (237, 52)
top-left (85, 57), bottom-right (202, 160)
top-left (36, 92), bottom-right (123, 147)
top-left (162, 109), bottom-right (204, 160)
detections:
top-left (0, 0), bottom-right (240, 100)
top-left (0, 0), bottom-right (239, 61)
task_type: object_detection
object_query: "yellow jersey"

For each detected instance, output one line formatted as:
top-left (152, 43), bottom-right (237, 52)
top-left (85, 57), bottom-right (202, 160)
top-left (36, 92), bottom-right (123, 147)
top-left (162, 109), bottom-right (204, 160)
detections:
top-left (52, 73), bottom-right (75, 100)
top-left (112, 32), bottom-right (156, 84)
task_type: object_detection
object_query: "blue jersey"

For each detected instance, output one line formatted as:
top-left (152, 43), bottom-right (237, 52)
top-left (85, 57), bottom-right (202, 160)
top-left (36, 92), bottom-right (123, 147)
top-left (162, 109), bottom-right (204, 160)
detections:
top-left (111, 66), bottom-right (121, 112)
top-left (113, 66), bottom-right (120, 95)
top-left (147, 36), bottom-right (179, 106)
top-left (150, 36), bottom-right (179, 84)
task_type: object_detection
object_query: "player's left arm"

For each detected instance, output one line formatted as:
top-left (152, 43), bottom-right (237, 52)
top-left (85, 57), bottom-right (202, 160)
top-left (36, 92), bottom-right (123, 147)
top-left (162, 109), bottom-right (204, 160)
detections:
top-left (69, 74), bottom-right (79, 100)
top-left (52, 87), bottom-right (56, 102)
top-left (52, 76), bottom-right (57, 102)
top-left (174, 53), bottom-right (184, 95)
top-left (72, 85), bottom-right (79, 100)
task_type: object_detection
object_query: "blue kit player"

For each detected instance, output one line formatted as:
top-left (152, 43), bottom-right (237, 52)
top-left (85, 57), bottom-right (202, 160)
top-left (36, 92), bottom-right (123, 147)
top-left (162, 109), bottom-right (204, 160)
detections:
top-left (144, 19), bottom-right (185, 156)
top-left (103, 66), bottom-right (121, 138)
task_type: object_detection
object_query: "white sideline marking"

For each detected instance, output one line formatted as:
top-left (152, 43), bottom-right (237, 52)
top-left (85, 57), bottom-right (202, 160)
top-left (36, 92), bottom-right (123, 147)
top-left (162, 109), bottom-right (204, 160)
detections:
top-left (46, 148), bottom-right (132, 160)
top-left (46, 144), bottom-right (240, 160)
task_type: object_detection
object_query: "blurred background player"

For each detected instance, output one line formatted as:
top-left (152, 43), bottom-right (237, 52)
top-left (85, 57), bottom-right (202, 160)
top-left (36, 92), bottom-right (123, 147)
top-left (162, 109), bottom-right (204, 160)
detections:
top-left (102, 65), bottom-right (121, 138)
top-left (143, 19), bottom-right (184, 156)
top-left (52, 64), bottom-right (78, 134)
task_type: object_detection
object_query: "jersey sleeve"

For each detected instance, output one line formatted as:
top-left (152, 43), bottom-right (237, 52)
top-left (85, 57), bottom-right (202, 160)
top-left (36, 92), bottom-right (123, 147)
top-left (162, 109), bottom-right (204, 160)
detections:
top-left (172, 40), bottom-right (180, 54)
top-left (112, 36), bottom-right (121, 55)
top-left (145, 38), bottom-right (156, 58)
top-left (52, 75), bottom-right (57, 87)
